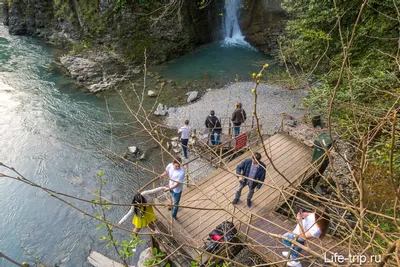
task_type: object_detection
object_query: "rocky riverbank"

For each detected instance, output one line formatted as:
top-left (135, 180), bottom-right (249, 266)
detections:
top-left (59, 53), bottom-right (140, 93)
top-left (1, 0), bottom-right (226, 92)
top-left (2, 0), bottom-right (289, 93)
top-left (164, 81), bottom-right (309, 134)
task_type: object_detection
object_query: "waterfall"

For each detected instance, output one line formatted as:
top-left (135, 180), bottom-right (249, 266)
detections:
top-left (222, 0), bottom-right (250, 47)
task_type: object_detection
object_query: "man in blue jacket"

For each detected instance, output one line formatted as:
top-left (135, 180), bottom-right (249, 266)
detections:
top-left (232, 152), bottom-right (266, 207)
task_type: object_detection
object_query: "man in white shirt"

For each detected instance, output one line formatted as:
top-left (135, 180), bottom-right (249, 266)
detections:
top-left (178, 120), bottom-right (192, 159)
top-left (161, 158), bottom-right (186, 219)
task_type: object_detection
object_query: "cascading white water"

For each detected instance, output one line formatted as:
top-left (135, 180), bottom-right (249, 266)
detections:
top-left (223, 0), bottom-right (251, 47)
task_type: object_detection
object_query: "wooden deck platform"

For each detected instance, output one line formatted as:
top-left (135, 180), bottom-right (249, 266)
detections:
top-left (241, 211), bottom-right (352, 266)
top-left (155, 133), bottom-right (344, 264)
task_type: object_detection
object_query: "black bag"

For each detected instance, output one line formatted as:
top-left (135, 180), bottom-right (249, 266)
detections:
top-left (203, 221), bottom-right (238, 252)
top-left (213, 221), bottom-right (238, 239)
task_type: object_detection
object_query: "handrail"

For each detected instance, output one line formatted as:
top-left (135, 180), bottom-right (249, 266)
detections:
top-left (139, 126), bottom-right (260, 194)
top-left (138, 175), bottom-right (163, 192)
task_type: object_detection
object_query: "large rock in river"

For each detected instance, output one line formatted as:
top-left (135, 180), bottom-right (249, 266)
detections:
top-left (60, 55), bottom-right (103, 83)
top-left (154, 103), bottom-right (168, 116)
top-left (59, 53), bottom-right (132, 93)
top-left (186, 91), bottom-right (199, 103)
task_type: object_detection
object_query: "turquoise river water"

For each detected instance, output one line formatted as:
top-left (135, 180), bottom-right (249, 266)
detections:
top-left (0, 19), bottom-right (162, 267)
top-left (0, 17), bottom-right (269, 267)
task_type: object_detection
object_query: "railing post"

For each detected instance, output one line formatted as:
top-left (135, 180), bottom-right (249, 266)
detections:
top-left (186, 162), bottom-right (190, 188)
top-left (231, 205), bottom-right (236, 223)
top-left (219, 145), bottom-right (223, 165)
top-left (244, 213), bottom-right (253, 242)
top-left (280, 112), bottom-right (285, 132)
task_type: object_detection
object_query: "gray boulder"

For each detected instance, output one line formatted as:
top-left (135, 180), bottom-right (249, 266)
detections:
top-left (60, 54), bottom-right (127, 93)
top-left (99, 0), bottom-right (115, 13)
top-left (60, 55), bottom-right (103, 82)
top-left (167, 107), bottom-right (177, 114)
top-left (138, 247), bottom-right (157, 267)
top-left (148, 90), bottom-right (158, 97)
top-left (186, 91), bottom-right (199, 103)
top-left (154, 103), bottom-right (168, 116)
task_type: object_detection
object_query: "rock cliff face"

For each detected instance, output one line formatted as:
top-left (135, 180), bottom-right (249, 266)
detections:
top-left (6, 0), bottom-right (53, 36)
top-left (8, 0), bottom-right (26, 35)
top-left (241, 0), bottom-right (287, 55)
top-left (2, 0), bottom-right (286, 92)
top-left (2, 1), bottom-right (9, 26)
top-left (2, 0), bottom-right (220, 63)
top-left (1, 0), bottom-right (223, 91)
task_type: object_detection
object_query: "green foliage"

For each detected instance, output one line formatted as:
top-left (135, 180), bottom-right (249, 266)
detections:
top-left (143, 247), bottom-right (166, 266)
top-left (281, 0), bottom-right (400, 174)
top-left (119, 233), bottom-right (145, 259)
top-left (93, 178), bottom-right (143, 264)
top-left (369, 137), bottom-right (400, 176)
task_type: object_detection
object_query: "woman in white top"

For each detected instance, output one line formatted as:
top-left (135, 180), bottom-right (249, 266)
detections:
top-left (117, 187), bottom-right (168, 233)
top-left (178, 120), bottom-right (192, 159)
top-left (282, 209), bottom-right (330, 267)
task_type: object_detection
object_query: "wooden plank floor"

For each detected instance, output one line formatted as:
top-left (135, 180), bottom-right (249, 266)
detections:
top-left (155, 133), bottom-right (327, 264)
top-left (241, 210), bottom-right (356, 266)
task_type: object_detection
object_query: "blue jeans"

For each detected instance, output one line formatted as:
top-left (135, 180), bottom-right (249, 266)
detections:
top-left (282, 232), bottom-right (305, 260)
top-left (210, 130), bottom-right (221, 145)
top-left (181, 138), bottom-right (189, 158)
top-left (235, 182), bottom-right (255, 200)
top-left (170, 190), bottom-right (182, 218)
top-left (233, 123), bottom-right (241, 136)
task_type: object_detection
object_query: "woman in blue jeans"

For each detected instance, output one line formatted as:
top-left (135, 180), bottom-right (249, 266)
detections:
top-left (282, 209), bottom-right (330, 266)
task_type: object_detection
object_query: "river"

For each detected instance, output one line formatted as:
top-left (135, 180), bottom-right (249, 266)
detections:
top-left (0, 17), bottom-right (164, 267)
top-left (0, 7), bottom-right (272, 265)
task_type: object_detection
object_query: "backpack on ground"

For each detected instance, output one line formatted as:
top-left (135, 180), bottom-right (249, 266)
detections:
top-left (203, 221), bottom-right (238, 253)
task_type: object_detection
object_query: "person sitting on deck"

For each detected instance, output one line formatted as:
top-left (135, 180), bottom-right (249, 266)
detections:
top-left (117, 186), bottom-right (168, 233)
top-left (232, 152), bottom-right (266, 207)
top-left (281, 208), bottom-right (330, 267)
top-left (205, 110), bottom-right (222, 145)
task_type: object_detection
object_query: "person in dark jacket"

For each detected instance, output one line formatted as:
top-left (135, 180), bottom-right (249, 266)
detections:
top-left (231, 103), bottom-right (247, 137)
top-left (232, 152), bottom-right (266, 207)
top-left (205, 110), bottom-right (222, 145)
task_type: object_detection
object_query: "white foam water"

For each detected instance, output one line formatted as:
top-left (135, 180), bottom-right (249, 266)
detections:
top-left (222, 0), bottom-right (254, 49)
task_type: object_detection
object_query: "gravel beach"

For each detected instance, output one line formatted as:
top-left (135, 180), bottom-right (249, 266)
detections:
top-left (164, 82), bottom-right (309, 134)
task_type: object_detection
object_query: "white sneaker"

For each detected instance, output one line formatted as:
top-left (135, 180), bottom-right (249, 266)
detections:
top-left (282, 251), bottom-right (289, 257)
top-left (287, 260), bottom-right (301, 267)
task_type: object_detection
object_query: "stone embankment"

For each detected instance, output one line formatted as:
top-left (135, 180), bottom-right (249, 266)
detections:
top-left (59, 53), bottom-right (140, 93)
